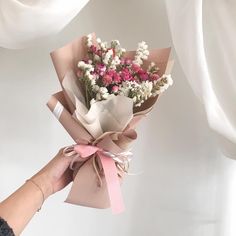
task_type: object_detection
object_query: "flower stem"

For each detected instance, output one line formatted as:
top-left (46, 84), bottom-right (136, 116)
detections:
top-left (85, 82), bottom-right (91, 109)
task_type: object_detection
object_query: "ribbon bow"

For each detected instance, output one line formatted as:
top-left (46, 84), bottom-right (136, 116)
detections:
top-left (64, 144), bottom-right (132, 214)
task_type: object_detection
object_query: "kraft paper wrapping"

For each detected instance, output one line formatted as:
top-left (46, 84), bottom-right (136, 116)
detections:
top-left (47, 33), bottom-right (173, 212)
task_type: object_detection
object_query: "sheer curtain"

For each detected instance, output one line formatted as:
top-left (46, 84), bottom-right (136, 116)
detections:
top-left (0, 0), bottom-right (90, 49)
top-left (165, 1), bottom-right (236, 235)
top-left (165, 0), bottom-right (236, 157)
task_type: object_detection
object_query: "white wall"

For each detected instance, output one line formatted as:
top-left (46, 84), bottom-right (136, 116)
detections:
top-left (1, 0), bottom-right (236, 235)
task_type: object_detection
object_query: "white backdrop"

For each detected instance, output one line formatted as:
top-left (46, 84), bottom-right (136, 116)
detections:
top-left (1, 0), bottom-right (236, 236)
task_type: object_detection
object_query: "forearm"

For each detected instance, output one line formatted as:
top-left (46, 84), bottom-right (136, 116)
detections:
top-left (0, 149), bottom-right (71, 235)
top-left (0, 177), bottom-right (51, 236)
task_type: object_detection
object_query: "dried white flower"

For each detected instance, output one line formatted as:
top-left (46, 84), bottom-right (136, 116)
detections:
top-left (85, 71), bottom-right (93, 80)
top-left (110, 55), bottom-right (121, 69)
top-left (141, 81), bottom-right (153, 99)
top-left (133, 41), bottom-right (149, 66)
top-left (96, 38), bottom-right (102, 44)
top-left (103, 49), bottom-right (113, 65)
top-left (102, 92), bottom-right (109, 99)
top-left (93, 85), bottom-right (100, 92)
top-left (99, 87), bottom-right (108, 94)
top-left (111, 40), bottom-right (120, 47)
top-left (165, 74), bottom-right (174, 86)
top-left (78, 61), bottom-right (94, 72)
top-left (78, 61), bottom-right (86, 68)
top-left (100, 42), bottom-right (108, 50)
top-left (87, 34), bottom-right (93, 47)
top-left (133, 57), bottom-right (143, 66)
top-left (90, 98), bottom-right (96, 106)
top-left (90, 79), bottom-right (96, 85)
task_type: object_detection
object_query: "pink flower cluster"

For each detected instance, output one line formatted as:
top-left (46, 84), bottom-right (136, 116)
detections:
top-left (80, 43), bottom-right (161, 94)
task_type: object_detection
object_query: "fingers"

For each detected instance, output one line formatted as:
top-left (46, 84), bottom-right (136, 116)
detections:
top-left (55, 147), bottom-right (66, 158)
top-left (53, 168), bottom-right (73, 193)
top-left (52, 147), bottom-right (70, 164)
top-left (53, 149), bottom-right (73, 175)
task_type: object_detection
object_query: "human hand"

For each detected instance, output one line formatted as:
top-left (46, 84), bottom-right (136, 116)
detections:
top-left (30, 148), bottom-right (73, 199)
top-left (0, 149), bottom-right (73, 235)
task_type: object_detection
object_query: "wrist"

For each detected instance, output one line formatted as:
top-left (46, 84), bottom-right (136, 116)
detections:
top-left (30, 174), bottom-right (53, 200)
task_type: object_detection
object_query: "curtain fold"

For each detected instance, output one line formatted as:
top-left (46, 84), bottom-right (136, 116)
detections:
top-left (165, 0), bottom-right (236, 156)
top-left (0, 0), bottom-right (90, 49)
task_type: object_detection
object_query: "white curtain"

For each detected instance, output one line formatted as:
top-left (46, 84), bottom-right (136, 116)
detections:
top-left (0, 0), bottom-right (90, 49)
top-left (165, 0), bottom-right (236, 157)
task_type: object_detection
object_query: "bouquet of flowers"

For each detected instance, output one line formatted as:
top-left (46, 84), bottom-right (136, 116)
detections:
top-left (47, 33), bottom-right (173, 214)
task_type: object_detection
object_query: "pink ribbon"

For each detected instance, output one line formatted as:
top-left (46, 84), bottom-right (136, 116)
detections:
top-left (73, 144), bottom-right (125, 214)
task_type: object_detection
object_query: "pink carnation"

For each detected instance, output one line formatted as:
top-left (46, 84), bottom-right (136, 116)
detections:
top-left (96, 64), bottom-right (106, 76)
top-left (121, 68), bottom-right (133, 81)
top-left (97, 64), bottom-right (106, 71)
top-left (102, 74), bottom-right (112, 86)
top-left (111, 85), bottom-right (119, 93)
top-left (113, 73), bottom-right (121, 83)
top-left (120, 58), bottom-right (125, 65)
top-left (90, 45), bottom-right (97, 53)
top-left (107, 70), bottom-right (121, 84)
top-left (132, 63), bottom-right (142, 73)
top-left (125, 59), bottom-right (132, 65)
top-left (107, 69), bottom-right (116, 76)
top-left (139, 71), bottom-right (149, 81)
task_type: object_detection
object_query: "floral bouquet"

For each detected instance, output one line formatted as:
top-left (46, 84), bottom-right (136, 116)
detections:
top-left (47, 33), bottom-right (173, 214)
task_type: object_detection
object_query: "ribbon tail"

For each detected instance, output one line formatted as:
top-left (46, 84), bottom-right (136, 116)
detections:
top-left (98, 152), bottom-right (125, 214)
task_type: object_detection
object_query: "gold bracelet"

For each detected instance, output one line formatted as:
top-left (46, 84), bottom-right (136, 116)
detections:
top-left (26, 179), bottom-right (45, 212)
